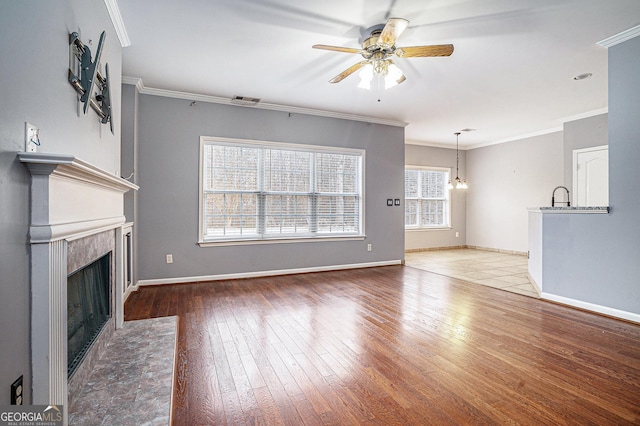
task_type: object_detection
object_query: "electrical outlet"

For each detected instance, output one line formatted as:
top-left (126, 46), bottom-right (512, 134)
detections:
top-left (11, 375), bottom-right (23, 405)
top-left (25, 122), bottom-right (39, 152)
top-left (367, 244), bottom-right (372, 252)
top-left (166, 254), bottom-right (173, 264)
top-left (455, 231), bottom-right (459, 238)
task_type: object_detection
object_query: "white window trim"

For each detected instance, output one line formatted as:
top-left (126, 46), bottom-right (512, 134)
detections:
top-left (405, 165), bottom-right (452, 230)
top-left (198, 136), bottom-right (366, 246)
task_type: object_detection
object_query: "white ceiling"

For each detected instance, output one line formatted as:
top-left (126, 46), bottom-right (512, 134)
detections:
top-left (117, 0), bottom-right (640, 148)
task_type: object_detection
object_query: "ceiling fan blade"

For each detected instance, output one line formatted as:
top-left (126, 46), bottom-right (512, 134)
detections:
top-left (376, 17), bottom-right (409, 48)
top-left (312, 44), bottom-right (361, 54)
top-left (329, 60), bottom-right (369, 83)
top-left (395, 44), bottom-right (454, 58)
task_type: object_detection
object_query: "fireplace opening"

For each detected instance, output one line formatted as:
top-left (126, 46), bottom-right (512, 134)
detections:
top-left (67, 252), bottom-right (111, 377)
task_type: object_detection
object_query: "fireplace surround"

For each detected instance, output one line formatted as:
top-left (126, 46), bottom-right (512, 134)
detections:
top-left (19, 152), bottom-right (137, 425)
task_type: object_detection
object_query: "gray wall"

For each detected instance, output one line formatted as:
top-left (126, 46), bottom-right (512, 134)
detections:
top-left (407, 115), bottom-right (607, 254)
top-left (135, 95), bottom-right (405, 281)
top-left (542, 35), bottom-right (640, 315)
top-left (404, 144), bottom-right (467, 250)
top-left (563, 113), bottom-right (608, 190)
top-left (466, 132), bottom-right (564, 253)
top-left (121, 84), bottom-right (139, 285)
top-left (0, 1), bottom-right (122, 403)
top-left (122, 84), bottom-right (138, 222)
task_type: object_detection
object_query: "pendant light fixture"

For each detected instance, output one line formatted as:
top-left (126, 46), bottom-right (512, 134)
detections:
top-left (448, 132), bottom-right (468, 189)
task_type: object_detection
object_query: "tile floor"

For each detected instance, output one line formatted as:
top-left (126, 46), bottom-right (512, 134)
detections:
top-left (68, 316), bottom-right (177, 425)
top-left (405, 248), bottom-right (540, 298)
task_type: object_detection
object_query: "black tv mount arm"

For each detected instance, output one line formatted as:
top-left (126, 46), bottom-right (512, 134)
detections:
top-left (68, 31), bottom-right (113, 134)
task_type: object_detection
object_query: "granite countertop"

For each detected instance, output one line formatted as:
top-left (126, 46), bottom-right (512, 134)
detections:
top-left (530, 206), bottom-right (610, 214)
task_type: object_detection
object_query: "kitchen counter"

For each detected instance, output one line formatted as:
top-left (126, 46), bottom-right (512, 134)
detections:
top-left (528, 206), bottom-right (609, 291)
top-left (530, 206), bottom-right (609, 214)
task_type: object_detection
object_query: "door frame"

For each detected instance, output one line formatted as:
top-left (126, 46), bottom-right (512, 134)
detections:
top-left (572, 144), bottom-right (608, 206)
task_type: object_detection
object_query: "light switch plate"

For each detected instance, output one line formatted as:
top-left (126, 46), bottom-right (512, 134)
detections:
top-left (11, 375), bottom-right (23, 405)
top-left (25, 122), bottom-right (39, 152)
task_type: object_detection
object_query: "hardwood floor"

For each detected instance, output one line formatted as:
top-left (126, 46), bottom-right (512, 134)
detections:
top-left (125, 266), bottom-right (640, 425)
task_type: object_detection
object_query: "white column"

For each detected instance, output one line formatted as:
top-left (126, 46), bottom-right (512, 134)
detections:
top-left (31, 240), bottom-right (67, 414)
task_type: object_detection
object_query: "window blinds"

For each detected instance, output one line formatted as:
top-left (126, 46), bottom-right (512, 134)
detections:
top-left (202, 142), bottom-right (362, 241)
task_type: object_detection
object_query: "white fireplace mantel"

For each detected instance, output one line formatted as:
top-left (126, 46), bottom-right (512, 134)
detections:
top-left (19, 152), bottom-right (138, 243)
top-left (19, 152), bottom-right (138, 423)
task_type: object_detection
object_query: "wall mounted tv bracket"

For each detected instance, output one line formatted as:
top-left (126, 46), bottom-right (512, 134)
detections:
top-left (68, 31), bottom-right (113, 134)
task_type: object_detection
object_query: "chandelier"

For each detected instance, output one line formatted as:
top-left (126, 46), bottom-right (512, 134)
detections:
top-left (448, 132), bottom-right (468, 189)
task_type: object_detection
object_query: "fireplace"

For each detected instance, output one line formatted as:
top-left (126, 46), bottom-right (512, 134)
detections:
top-left (67, 253), bottom-right (111, 376)
top-left (66, 229), bottom-right (117, 395)
top-left (19, 153), bottom-right (138, 425)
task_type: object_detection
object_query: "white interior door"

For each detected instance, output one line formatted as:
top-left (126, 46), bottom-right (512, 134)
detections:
top-left (573, 145), bottom-right (608, 206)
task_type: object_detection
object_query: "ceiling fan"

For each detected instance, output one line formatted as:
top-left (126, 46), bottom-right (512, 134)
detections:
top-left (313, 17), bottom-right (454, 89)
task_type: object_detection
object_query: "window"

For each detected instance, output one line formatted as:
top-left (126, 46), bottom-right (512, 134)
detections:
top-left (199, 137), bottom-right (364, 244)
top-left (405, 167), bottom-right (450, 228)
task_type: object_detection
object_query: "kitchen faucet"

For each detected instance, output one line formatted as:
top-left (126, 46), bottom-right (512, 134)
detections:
top-left (552, 186), bottom-right (570, 207)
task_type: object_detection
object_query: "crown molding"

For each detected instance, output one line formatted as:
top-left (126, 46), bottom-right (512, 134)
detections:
top-left (560, 107), bottom-right (608, 124)
top-left (104, 0), bottom-right (131, 47)
top-left (121, 76), bottom-right (144, 92)
top-left (120, 77), bottom-right (408, 128)
top-left (461, 107), bottom-right (608, 150)
top-left (597, 24), bottom-right (640, 48)
top-left (406, 128), bottom-right (564, 150)
top-left (405, 140), bottom-right (462, 150)
top-left (466, 127), bottom-right (563, 150)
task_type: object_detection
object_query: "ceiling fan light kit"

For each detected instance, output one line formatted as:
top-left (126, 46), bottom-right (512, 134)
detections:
top-left (357, 59), bottom-right (405, 90)
top-left (313, 17), bottom-right (453, 90)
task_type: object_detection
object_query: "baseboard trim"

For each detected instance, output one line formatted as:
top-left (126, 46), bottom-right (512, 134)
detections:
top-left (405, 245), bottom-right (527, 257)
top-left (405, 245), bottom-right (467, 253)
top-left (527, 273), bottom-right (542, 296)
top-left (137, 260), bottom-right (403, 286)
top-left (541, 292), bottom-right (640, 324)
top-left (465, 245), bottom-right (527, 256)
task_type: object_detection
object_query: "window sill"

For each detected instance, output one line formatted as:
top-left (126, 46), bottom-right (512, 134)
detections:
top-left (198, 235), bottom-right (366, 247)
top-left (405, 227), bottom-right (452, 232)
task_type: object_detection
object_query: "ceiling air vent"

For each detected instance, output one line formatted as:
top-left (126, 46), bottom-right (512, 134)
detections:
top-left (230, 95), bottom-right (261, 106)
